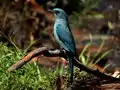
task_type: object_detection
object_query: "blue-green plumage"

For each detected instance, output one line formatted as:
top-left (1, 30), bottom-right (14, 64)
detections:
top-left (52, 8), bottom-right (77, 82)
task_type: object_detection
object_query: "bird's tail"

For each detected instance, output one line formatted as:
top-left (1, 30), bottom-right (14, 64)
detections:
top-left (68, 54), bottom-right (74, 82)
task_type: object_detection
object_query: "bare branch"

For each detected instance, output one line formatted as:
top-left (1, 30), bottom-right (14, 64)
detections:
top-left (8, 47), bottom-right (120, 82)
top-left (8, 47), bottom-right (48, 72)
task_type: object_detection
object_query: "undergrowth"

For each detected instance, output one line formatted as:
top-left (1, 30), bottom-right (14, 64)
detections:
top-left (0, 42), bottom-right (58, 90)
top-left (0, 40), bottom-right (112, 89)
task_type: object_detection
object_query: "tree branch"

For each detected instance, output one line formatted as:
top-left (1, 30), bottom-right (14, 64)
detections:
top-left (8, 47), bottom-right (120, 82)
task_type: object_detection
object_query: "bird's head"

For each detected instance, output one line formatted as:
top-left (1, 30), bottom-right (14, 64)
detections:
top-left (50, 8), bottom-right (68, 20)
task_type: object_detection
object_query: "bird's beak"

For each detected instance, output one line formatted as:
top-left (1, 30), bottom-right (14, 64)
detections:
top-left (48, 9), bottom-right (54, 13)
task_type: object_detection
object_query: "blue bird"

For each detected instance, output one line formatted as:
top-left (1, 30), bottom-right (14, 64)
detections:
top-left (52, 8), bottom-right (77, 82)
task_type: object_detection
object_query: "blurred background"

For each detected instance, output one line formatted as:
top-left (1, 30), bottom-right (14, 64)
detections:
top-left (1, 0), bottom-right (120, 89)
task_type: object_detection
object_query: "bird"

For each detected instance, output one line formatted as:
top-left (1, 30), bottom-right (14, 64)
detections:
top-left (51, 8), bottom-right (77, 82)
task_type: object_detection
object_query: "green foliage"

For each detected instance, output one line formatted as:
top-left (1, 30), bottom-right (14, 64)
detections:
top-left (0, 42), bottom-right (58, 90)
top-left (79, 39), bottom-right (112, 70)
top-left (79, 42), bottom-right (91, 66)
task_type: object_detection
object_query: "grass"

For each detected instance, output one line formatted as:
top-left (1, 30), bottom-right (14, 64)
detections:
top-left (79, 38), bottom-right (112, 70)
top-left (0, 42), bottom-right (60, 90)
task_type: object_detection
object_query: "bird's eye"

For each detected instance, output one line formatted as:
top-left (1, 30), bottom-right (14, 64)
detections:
top-left (55, 11), bottom-right (59, 14)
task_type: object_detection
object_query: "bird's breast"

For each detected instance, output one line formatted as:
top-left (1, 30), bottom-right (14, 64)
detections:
top-left (53, 20), bottom-right (66, 46)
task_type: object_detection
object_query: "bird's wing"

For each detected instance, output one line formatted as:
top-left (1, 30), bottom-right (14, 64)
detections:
top-left (55, 23), bottom-right (76, 54)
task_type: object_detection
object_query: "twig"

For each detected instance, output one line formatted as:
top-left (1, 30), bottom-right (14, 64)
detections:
top-left (74, 59), bottom-right (120, 81)
top-left (8, 47), bottom-right (48, 72)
